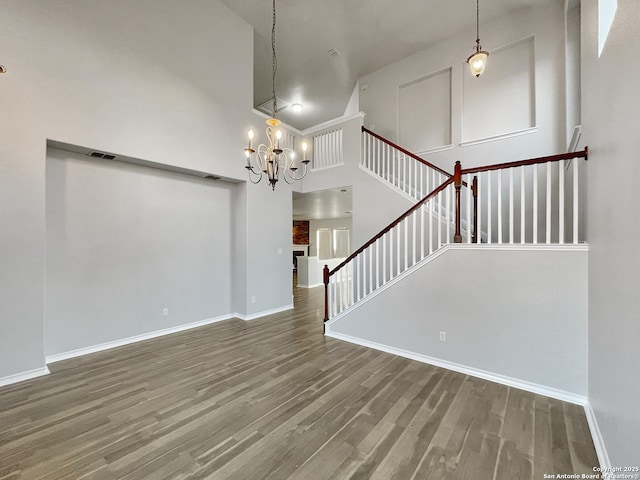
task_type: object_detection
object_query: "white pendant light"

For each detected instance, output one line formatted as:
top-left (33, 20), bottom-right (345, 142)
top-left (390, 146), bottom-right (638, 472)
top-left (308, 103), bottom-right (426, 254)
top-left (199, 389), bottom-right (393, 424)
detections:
top-left (466, 0), bottom-right (489, 77)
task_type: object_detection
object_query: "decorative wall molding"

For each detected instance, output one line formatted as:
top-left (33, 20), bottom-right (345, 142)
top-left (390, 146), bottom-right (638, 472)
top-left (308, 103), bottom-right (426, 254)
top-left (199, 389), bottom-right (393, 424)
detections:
top-left (459, 126), bottom-right (538, 148)
top-left (462, 36), bottom-right (536, 143)
top-left (252, 110), bottom-right (366, 138)
top-left (302, 112), bottom-right (365, 136)
top-left (397, 67), bottom-right (452, 153)
top-left (414, 144), bottom-right (454, 156)
top-left (325, 330), bottom-right (588, 406)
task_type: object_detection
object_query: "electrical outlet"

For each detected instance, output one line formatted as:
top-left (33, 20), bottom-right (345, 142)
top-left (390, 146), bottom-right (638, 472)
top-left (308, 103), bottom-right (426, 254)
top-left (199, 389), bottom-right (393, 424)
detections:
top-left (277, 248), bottom-right (283, 255)
top-left (439, 331), bottom-right (447, 342)
top-left (162, 308), bottom-right (169, 316)
top-left (251, 296), bottom-right (256, 304)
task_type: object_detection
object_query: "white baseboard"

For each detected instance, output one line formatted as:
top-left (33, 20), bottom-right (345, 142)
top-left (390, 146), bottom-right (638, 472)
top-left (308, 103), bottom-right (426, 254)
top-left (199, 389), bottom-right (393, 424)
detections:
top-left (583, 402), bottom-right (611, 469)
top-left (233, 304), bottom-right (294, 321)
top-left (46, 314), bottom-right (233, 364)
top-left (297, 283), bottom-right (322, 289)
top-left (325, 330), bottom-right (588, 406)
top-left (0, 366), bottom-right (51, 388)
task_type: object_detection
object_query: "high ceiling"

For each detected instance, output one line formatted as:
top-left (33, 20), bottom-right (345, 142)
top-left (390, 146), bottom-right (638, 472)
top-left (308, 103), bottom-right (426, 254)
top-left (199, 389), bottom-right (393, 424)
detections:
top-left (220, 0), bottom-right (551, 130)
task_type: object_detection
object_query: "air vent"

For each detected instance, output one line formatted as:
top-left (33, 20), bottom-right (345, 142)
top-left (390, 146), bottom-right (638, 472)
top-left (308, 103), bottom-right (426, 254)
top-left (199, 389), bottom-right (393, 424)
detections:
top-left (328, 48), bottom-right (341, 57)
top-left (204, 175), bottom-right (221, 180)
top-left (88, 151), bottom-right (116, 160)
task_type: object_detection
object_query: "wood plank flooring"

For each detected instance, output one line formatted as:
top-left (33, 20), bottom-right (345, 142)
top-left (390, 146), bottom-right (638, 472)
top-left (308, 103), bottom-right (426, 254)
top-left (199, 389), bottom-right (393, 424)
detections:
top-left (0, 283), bottom-right (599, 479)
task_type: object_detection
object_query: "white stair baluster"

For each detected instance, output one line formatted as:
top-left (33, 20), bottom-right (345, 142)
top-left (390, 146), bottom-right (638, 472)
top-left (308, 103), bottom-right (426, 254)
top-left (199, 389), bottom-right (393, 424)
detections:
top-left (478, 171), bottom-right (493, 243)
top-left (396, 225), bottom-right (401, 276)
top-left (546, 162), bottom-right (552, 244)
top-left (438, 184), bottom-right (442, 248)
top-left (368, 245), bottom-right (373, 294)
top-left (383, 234), bottom-right (387, 284)
top-left (521, 166), bottom-right (526, 244)
top-left (403, 154), bottom-right (407, 192)
top-left (355, 256), bottom-right (360, 301)
top-left (466, 174), bottom-right (472, 244)
top-left (533, 164), bottom-right (538, 244)
top-left (573, 158), bottom-right (579, 244)
top-left (375, 242), bottom-right (380, 289)
top-left (404, 219), bottom-right (408, 271)
top-left (421, 204), bottom-right (425, 258)
top-left (429, 199), bottom-right (434, 255)
top-left (498, 170), bottom-right (502, 244)
top-left (509, 167), bottom-right (514, 244)
top-left (559, 160), bottom-right (565, 244)
top-left (412, 211), bottom-right (417, 265)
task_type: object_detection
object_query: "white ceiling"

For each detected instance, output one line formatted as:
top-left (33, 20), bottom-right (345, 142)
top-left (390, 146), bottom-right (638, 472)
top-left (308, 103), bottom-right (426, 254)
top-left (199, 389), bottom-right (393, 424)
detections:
top-left (293, 186), bottom-right (352, 220)
top-left (220, 0), bottom-right (552, 130)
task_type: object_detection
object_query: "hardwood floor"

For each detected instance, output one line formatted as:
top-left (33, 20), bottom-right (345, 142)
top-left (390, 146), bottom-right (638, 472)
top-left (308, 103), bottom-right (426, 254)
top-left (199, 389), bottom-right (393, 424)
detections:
top-left (0, 284), bottom-right (599, 479)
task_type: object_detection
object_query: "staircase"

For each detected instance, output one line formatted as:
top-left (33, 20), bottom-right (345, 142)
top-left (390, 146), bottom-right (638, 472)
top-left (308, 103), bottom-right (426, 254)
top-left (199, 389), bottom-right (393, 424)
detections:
top-left (361, 126), bottom-right (453, 201)
top-left (323, 129), bottom-right (588, 326)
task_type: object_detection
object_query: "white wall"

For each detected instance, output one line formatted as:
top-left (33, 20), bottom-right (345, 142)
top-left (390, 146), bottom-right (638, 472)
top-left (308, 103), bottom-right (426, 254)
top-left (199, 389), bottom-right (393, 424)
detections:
top-left (45, 149), bottom-right (234, 355)
top-left (359, 2), bottom-right (567, 172)
top-left (327, 246), bottom-right (589, 397)
top-left (582, 0), bottom-right (640, 465)
top-left (0, 0), bottom-right (294, 379)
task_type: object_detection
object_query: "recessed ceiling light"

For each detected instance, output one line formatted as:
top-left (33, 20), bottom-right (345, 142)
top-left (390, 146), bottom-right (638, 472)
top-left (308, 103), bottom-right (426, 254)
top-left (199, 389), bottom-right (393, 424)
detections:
top-left (291, 103), bottom-right (303, 113)
top-left (0, 65), bottom-right (6, 74)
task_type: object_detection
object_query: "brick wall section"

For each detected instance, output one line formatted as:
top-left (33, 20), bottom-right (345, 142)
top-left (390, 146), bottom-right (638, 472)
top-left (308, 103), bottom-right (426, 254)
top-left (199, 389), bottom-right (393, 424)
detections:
top-left (293, 221), bottom-right (309, 245)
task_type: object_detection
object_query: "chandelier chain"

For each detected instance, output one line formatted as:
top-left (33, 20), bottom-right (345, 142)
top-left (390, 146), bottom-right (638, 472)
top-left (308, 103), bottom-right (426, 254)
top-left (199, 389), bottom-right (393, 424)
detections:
top-left (476, 0), bottom-right (480, 45)
top-left (271, 0), bottom-right (278, 117)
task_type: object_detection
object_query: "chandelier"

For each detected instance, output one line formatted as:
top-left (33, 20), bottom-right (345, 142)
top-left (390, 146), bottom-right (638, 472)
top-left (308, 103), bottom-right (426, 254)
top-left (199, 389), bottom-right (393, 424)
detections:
top-left (243, 0), bottom-right (310, 190)
top-left (466, 0), bottom-right (489, 77)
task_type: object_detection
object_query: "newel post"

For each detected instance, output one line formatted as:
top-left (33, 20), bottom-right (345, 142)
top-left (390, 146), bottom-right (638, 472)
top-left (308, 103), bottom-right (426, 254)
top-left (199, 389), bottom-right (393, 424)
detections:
top-left (454, 161), bottom-right (462, 243)
top-left (323, 265), bottom-right (330, 333)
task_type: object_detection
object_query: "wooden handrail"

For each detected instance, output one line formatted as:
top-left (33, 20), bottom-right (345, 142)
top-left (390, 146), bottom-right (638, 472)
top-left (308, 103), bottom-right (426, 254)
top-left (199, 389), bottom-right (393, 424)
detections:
top-left (460, 147), bottom-right (588, 176)
top-left (323, 146), bottom-right (590, 326)
top-left (362, 126), bottom-right (453, 179)
top-left (329, 177), bottom-right (454, 277)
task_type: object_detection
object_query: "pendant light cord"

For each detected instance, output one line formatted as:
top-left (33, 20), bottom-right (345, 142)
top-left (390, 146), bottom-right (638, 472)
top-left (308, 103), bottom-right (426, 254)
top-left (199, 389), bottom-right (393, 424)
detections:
top-left (271, 0), bottom-right (278, 117)
top-left (476, 0), bottom-right (481, 50)
top-left (476, 0), bottom-right (479, 42)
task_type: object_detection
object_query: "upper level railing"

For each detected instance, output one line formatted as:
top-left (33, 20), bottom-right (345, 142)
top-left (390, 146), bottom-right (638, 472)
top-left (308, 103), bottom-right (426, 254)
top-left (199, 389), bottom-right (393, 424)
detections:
top-left (453, 148), bottom-right (589, 245)
top-left (323, 146), bottom-right (589, 326)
